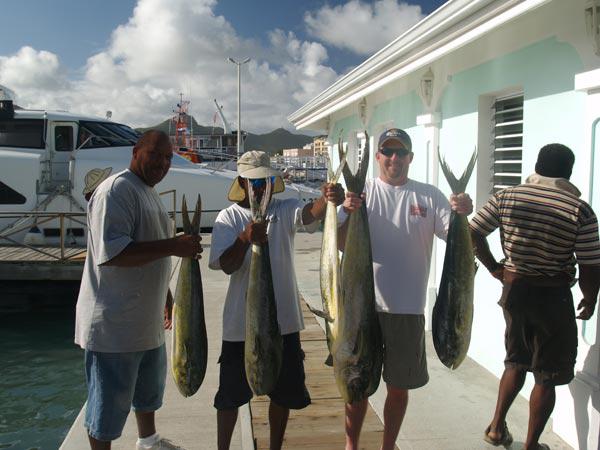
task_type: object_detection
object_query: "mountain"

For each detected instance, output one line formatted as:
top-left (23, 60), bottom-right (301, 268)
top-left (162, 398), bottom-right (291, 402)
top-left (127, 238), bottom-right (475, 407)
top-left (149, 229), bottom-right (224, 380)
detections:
top-left (136, 116), bottom-right (313, 155)
top-left (245, 128), bottom-right (313, 155)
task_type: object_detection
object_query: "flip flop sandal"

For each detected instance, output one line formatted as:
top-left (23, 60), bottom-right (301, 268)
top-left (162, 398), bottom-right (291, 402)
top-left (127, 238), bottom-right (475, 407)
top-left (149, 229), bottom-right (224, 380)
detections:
top-left (483, 422), bottom-right (514, 447)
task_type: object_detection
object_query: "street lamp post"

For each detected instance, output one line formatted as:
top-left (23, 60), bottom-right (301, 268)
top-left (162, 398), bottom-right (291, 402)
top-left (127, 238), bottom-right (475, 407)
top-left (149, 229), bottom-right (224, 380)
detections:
top-left (228, 57), bottom-right (251, 158)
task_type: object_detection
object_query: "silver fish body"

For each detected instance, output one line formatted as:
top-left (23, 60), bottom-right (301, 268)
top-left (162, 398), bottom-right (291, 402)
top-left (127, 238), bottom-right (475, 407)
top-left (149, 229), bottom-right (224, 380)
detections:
top-left (172, 196), bottom-right (208, 397)
top-left (319, 151), bottom-right (347, 360)
top-left (320, 200), bottom-right (341, 357)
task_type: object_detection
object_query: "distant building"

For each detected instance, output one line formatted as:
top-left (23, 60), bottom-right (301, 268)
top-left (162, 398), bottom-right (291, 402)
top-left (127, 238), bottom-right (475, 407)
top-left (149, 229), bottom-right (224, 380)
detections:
top-left (282, 147), bottom-right (315, 157)
top-left (312, 136), bottom-right (329, 157)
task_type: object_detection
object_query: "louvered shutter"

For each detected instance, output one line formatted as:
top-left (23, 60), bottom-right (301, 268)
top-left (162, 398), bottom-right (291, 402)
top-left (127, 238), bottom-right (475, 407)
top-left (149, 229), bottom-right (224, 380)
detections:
top-left (491, 94), bottom-right (523, 193)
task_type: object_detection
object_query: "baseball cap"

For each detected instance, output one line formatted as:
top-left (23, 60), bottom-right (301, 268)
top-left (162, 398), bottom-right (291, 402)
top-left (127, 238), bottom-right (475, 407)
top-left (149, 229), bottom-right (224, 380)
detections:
top-left (378, 128), bottom-right (412, 152)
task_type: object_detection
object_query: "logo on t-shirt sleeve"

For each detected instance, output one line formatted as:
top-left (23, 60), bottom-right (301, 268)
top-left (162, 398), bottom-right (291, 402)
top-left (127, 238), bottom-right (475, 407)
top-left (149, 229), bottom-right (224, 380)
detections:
top-left (409, 203), bottom-right (427, 218)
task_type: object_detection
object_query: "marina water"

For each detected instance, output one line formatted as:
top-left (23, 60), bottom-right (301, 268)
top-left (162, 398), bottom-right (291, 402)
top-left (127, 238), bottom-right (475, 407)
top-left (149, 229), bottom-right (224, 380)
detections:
top-left (0, 307), bottom-right (86, 449)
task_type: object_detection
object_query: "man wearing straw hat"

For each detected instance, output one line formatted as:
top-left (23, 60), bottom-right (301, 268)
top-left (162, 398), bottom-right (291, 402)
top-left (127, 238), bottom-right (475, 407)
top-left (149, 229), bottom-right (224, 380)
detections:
top-left (209, 150), bottom-right (344, 450)
top-left (82, 167), bottom-right (113, 201)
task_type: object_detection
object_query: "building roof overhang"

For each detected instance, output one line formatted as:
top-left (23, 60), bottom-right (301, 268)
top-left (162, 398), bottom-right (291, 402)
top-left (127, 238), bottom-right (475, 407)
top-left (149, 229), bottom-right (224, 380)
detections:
top-left (288, 0), bottom-right (552, 130)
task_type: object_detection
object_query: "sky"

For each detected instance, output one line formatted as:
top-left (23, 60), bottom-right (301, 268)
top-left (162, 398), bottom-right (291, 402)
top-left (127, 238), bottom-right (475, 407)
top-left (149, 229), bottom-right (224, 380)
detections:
top-left (0, 0), bottom-right (446, 133)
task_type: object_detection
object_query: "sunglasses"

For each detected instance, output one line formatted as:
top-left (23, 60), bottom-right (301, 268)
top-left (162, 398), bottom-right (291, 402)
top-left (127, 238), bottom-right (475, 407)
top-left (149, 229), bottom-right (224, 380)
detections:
top-left (247, 176), bottom-right (275, 188)
top-left (379, 147), bottom-right (410, 158)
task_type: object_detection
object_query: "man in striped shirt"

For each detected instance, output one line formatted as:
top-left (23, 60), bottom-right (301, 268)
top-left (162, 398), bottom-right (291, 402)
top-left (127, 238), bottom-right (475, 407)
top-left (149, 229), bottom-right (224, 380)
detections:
top-left (470, 143), bottom-right (600, 450)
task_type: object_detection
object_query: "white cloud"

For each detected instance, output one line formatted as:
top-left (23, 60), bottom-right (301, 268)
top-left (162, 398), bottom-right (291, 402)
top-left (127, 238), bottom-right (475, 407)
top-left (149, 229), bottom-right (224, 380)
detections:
top-left (0, 0), bottom-right (340, 132)
top-left (0, 46), bottom-right (69, 91)
top-left (304, 0), bottom-right (424, 55)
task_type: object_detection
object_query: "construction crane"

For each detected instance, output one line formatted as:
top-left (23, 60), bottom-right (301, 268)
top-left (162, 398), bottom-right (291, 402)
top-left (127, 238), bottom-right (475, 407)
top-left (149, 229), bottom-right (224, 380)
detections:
top-left (213, 99), bottom-right (231, 134)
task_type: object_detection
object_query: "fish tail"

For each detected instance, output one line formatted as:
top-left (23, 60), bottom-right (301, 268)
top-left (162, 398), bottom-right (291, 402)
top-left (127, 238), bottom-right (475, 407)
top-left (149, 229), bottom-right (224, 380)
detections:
top-left (326, 154), bottom-right (334, 181)
top-left (341, 130), bottom-right (370, 193)
top-left (438, 147), bottom-right (477, 194)
top-left (191, 195), bottom-right (201, 235)
top-left (331, 148), bottom-right (348, 184)
top-left (181, 195), bottom-right (192, 234)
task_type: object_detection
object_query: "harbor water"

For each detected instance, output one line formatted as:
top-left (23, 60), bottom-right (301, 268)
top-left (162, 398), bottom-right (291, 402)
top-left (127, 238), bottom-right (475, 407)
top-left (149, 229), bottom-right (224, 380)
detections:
top-left (0, 306), bottom-right (86, 450)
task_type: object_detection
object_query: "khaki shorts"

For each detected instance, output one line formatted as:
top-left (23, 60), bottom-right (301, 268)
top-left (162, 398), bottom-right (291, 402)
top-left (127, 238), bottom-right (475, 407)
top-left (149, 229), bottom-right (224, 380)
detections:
top-left (378, 313), bottom-right (429, 390)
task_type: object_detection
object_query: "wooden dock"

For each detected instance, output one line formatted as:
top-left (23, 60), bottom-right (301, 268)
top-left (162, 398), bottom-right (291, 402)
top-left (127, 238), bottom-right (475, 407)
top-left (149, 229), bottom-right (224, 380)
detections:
top-left (250, 302), bottom-right (395, 450)
top-left (0, 245), bottom-right (85, 280)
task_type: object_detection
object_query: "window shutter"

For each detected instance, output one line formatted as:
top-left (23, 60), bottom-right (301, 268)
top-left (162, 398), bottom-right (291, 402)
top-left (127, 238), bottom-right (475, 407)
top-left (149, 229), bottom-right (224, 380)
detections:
top-left (491, 94), bottom-right (523, 193)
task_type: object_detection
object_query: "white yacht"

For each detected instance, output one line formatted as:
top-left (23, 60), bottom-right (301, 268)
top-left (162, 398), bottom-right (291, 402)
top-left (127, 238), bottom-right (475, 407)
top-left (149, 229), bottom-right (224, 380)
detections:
top-left (0, 93), bottom-right (320, 246)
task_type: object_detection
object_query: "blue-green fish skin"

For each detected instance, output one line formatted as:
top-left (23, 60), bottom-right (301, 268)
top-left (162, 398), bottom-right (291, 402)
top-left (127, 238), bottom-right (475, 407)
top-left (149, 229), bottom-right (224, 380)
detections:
top-left (244, 181), bottom-right (283, 396)
top-left (432, 150), bottom-right (477, 370)
top-left (172, 195), bottom-right (208, 397)
top-left (334, 133), bottom-right (383, 403)
top-left (245, 242), bottom-right (283, 396)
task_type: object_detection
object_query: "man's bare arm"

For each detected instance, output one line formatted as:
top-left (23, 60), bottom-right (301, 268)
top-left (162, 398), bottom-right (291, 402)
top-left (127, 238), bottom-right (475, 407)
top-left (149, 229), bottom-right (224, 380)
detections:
top-left (218, 222), bottom-right (267, 275)
top-left (577, 264), bottom-right (600, 320)
top-left (302, 183), bottom-right (345, 225)
top-left (470, 229), bottom-right (503, 281)
top-left (103, 235), bottom-right (202, 267)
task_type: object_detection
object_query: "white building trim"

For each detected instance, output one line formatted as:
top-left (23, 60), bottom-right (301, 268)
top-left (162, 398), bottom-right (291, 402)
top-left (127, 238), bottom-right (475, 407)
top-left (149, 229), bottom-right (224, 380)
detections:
top-left (288, 0), bottom-right (552, 130)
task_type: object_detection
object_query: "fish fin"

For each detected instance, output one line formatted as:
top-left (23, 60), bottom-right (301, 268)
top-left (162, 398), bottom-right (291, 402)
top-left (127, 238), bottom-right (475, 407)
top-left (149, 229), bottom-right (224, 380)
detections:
top-left (437, 147), bottom-right (478, 194)
top-left (307, 304), bottom-right (334, 322)
top-left (324, 353), bottom-right (333, 367)
top-left (191, 195), bottom-right (201, 235)
top-left (181, 195), bottom-right (191, 234)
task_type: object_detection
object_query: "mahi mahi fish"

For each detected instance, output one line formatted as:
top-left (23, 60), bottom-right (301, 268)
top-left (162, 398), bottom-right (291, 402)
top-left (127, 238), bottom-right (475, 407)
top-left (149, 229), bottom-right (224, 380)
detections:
top-left (316, 142), bottom-right (347, 365)
top-left (334, 132), bottom-right (383, 403)
top-left (245, 180), bottom-right (283, 395)
top-left (432, 149), bottom-right (477, 370)
top-left (172, 195), bottom-right (208, 397)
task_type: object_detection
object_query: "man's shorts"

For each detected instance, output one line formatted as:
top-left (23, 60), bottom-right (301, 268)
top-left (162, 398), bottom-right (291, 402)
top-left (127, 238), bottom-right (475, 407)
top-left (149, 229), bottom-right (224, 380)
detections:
top-left (214, 332), bottom-right (311, 410)
top-left (84, 344), bottom-right (167, 441)
top-left (499, 279), bottom-right (577, 386)
top-left (378, 313), bottom-right (429, 390)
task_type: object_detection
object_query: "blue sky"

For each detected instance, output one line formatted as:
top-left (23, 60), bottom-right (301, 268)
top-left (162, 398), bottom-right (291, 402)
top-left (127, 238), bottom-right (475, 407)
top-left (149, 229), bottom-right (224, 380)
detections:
top-left (0, 0), bottom-right (446, 132)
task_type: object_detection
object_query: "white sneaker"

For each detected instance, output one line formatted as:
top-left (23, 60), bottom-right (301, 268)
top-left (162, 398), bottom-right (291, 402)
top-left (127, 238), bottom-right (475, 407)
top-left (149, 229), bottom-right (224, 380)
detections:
top-left (136, 437), bottom-right (185, 450)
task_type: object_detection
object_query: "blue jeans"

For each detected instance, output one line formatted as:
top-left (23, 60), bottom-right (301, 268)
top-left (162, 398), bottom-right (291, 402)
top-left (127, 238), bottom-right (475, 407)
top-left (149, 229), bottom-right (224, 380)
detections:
top-left (84, 344), bottom-right (166, 441)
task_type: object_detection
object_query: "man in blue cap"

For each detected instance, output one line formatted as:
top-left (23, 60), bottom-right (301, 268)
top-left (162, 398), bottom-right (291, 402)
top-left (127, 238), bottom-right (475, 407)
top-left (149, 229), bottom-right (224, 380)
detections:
top-left (340, 128), bottom-right (473, 450)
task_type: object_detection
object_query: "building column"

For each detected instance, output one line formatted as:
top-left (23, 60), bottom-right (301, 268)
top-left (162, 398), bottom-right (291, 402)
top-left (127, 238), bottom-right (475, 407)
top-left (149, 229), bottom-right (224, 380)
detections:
top-left (417, 112), bottom-right (441, 331)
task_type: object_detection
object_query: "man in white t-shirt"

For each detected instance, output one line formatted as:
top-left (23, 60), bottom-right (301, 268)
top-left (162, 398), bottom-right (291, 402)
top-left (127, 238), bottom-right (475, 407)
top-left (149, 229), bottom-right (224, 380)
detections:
top-left (75, 130), bottom-right (202, 450)
top-left (340, 128), bottom-right (473, 450)
top-left (209, 151), bottom-right (344, 450)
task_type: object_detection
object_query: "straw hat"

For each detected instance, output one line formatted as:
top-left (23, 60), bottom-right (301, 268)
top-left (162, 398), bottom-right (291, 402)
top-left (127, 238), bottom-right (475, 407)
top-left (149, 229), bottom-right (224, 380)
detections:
top-left (227, 151), bottom-right (285, 202)
top-left (83, 167), bottom-right (113, 195)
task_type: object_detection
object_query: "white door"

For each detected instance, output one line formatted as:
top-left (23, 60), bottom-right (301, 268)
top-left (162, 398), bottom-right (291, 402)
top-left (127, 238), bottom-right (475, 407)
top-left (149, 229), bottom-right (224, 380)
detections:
top-left (50, 122), bottom-right (76, 184)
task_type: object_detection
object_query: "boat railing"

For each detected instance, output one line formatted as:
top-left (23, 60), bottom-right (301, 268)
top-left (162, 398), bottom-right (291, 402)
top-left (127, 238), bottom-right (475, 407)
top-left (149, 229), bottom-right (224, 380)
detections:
top-left (0, 211), bottom-right (87, 261)
top-left (159, 189), bottom-right (177, 237)
top-left (0, 190), bottom-right (178, 261)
